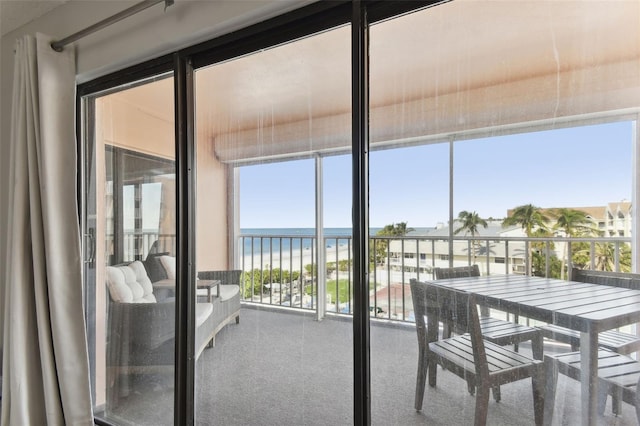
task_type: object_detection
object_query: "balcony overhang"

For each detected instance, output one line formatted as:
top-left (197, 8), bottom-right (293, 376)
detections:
top-left (110, 1), bottom-right (640, 164)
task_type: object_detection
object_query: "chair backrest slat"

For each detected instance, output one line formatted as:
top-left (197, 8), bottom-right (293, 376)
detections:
top-left (410, 279), bottom-right (429, 344)
top-left (434, 265), bottom-right (485, 319)
top-left (465, 291), bottom-right (488, 380)
top-left (434, 264), bottom-right (480, 280)
top-left (410, 279), bottom-right (487, 378)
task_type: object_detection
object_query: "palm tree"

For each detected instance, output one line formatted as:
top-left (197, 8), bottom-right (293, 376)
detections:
top-left (502, 204), bottom-right (550, 275)
top-left (454, 211), bottom-right (488, 264)
top-left (552, 208), bottom-right (595, 279)
top-left (530, 227), bottom-right (556, 277)
top-left (372, 222), bottom-right (414, 266)
top-left (502, 204), bottom-right (550, 237)
top-left (575, 242), bottom-right (631, 273)
top-left (378, 221), bottom-right (414, 237)
top-left (593, 243), bottom-right (617, 272)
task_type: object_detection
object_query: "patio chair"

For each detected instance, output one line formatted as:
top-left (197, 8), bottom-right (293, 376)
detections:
top-left (434, 265), bottom-right (544, 401)
top-left (544, 350), bottom-right (640, 424)
top-left (538, 268), bottom-right (640, 415)
top-left (410, 279), bottom-right (545, 425)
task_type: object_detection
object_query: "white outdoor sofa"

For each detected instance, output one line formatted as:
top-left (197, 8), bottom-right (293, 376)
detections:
top-left (104, 261), bottom-right (240, 405)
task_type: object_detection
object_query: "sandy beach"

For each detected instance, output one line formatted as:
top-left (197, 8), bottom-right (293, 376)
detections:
top-left (240, 244), bottom-right (352, 272)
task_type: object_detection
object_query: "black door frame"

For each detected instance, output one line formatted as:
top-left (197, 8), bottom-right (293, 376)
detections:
top-left (78, 2), bottom-right (439, 425)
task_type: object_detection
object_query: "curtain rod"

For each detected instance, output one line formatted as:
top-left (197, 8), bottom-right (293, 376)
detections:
top-left (50, 0), bottom-right (174, 52)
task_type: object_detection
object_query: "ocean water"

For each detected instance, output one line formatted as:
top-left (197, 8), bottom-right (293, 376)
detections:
top-left (239, 227), bottom-right (381, 255)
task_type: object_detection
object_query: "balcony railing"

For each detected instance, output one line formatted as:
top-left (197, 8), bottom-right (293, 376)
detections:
top-left (238, 233), bottom-right (632, 323)
top-left (107, 231), bottom-right (176, 262)
top-left (115, 231), bottom-right (631, 323)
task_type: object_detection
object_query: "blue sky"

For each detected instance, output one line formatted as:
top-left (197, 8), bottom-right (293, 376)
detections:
top-left (239, 121), bottom-right (633, 229)
top-left (124, 182), bottom-right (162, 231)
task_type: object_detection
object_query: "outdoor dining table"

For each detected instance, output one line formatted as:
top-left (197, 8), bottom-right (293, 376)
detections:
top-left (426, 274), bottom-right (640, 426)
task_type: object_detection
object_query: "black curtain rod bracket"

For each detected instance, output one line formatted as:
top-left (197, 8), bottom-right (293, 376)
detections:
top-left (51, 0), bottom-right (174, 52)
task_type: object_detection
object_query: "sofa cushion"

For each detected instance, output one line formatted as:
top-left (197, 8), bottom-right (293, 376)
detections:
top-left (196, 303), bottom-right (213, 328)
top-left (106, 261), bottom-right (157, 303)
top-left (218, 285), bottom-right (240, 301)
top-left (143, 252), bottom-right (169, 282)
top-left (159, 255), bottom-right (176, 280)
top-left (196, 284), bottom-right (240, 301)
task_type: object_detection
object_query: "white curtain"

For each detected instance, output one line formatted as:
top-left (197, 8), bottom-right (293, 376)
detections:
top-left (2, 34), bottom-right (93, 425)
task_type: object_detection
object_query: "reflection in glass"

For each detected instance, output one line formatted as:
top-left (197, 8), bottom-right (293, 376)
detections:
top-left (369, 1), bottom-right (638, 424)
top-left (193, 25), bottom-right (352, 424)
top-left (85, 77), bottom-right (176, 425)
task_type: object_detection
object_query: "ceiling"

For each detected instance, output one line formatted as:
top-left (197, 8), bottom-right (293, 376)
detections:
top-left (102, 1), bottom-right (640, 163)
top-left (0, 0), bottom-right (70, 36)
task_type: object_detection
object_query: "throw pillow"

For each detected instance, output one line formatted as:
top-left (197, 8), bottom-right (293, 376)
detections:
top-left (159, 255), bottom-right (176, 280)
top-left (106, 261), bottom-right (156, 303)
top-left (143, 252), bottom-right (169, 283)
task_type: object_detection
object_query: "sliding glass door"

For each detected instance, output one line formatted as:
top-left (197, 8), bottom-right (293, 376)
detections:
top-left (192, 23), bottom-right (353, 424)
top-left (79, 1), bottom-right (640, 425)
top-left (367, 2), bottom-right (638, 424)
top-left (82, 76), bottom-right (176, 424)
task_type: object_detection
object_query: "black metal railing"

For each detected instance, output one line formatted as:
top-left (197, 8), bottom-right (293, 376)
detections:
top-left (237, 233), bottom-right (632, 323)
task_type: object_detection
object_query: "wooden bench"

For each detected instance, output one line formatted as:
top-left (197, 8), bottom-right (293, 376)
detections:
top-left (539, 268), bottom-right (640, 354)
top-left (540, 323), bottom-right (640, 353)
top-left (539, 268), bottom-right (640, 417)
top-left (544, 350), bottom-right (640, 422)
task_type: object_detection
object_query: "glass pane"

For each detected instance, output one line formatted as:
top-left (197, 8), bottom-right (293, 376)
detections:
top-left (84, 76), bottom-right (176, 424)
top-left (193, 25), bottom-right (352, 424)
top-left (370, 1), bottom-right (638, 425)
top-left (453, 123), bottom-right (632, 278)
top-left (323, 155), bottom-right (353, 315)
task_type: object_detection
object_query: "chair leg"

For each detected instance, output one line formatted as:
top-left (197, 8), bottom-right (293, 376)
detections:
top-left (492, 385), bottom-right (501, 402)
top-left (424, 349), bottom-right (438, 388)
top-left (415, 347), bottom-right (428, 411)
top-left (532, 367), bottom-right (545, 426)
top-left (531, 334), bottom-right (544, 360)
top-left (474, 384), bottom-right (491, 426)
top-left (443, 321), bottom-right (452, 339)
top-left (611, 389), bottom-right (622, 416)
top-left (439, 322), bottom-right (449, 372)
top-left (467, 378), bottom-right (475, 396)
top-left (428, 356), bottom-right (438, 388)
top-left (635, 375), bottom-right (640, 423)
top-left (543, 357), bottom-right (557, 426)
top-left (596, 388), bottom-right (607, 415)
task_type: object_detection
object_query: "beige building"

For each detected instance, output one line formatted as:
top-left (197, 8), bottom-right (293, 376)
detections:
top-left (387, 202), bottom-right (633, 279)
top-left (569, 201), bottom-right (632, 237)
top-left (386, 221), bottom-right (528, 279)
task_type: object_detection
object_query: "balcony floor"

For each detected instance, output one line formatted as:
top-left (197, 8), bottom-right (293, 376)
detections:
top-left (107, 306), bottom-right (638, 425)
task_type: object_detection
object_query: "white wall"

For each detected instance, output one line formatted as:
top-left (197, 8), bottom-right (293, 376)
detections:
top-left (0, 0), bottom-right (310, 375)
